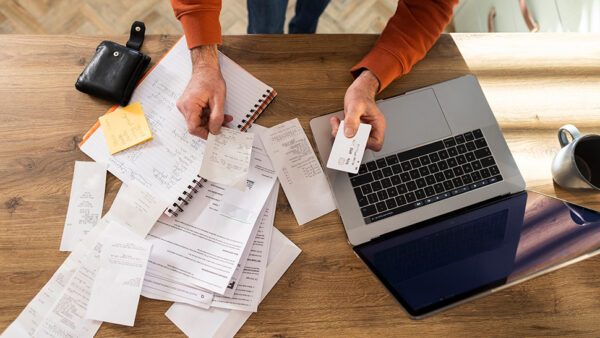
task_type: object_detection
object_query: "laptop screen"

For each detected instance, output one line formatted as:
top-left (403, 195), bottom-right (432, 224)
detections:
top-left (354, 191), bottom-right (600, 317)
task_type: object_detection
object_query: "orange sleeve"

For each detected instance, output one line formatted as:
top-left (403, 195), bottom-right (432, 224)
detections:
top-left (351, 0), bottom-right (458, 91)
top-left (170, 0), bottom-right (222, 48)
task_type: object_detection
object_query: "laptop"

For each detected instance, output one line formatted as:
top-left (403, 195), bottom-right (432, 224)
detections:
top-left (309, 75), bottom-right (600, 318)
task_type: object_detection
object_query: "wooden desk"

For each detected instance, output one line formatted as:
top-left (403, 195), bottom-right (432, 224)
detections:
top-left (1, 34), bottom-right (599, 336)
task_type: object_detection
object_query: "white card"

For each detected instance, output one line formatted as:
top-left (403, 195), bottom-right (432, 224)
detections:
top-left (327, 121), bottom-right (371, 174)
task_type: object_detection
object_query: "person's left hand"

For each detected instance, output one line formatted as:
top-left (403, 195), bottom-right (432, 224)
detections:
top-left (330, 69), bottom-right (386, 151)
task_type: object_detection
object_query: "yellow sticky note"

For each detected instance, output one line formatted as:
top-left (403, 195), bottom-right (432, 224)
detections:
top-left (99, 102), bottom-right (153, 154)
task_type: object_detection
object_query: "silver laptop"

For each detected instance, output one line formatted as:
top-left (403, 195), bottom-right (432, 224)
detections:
top-left (310, 75), bottom-right (525, 246)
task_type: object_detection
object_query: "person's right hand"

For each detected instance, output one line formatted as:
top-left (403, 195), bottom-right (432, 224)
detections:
top-left (176, 44), bottom-right (232, 139)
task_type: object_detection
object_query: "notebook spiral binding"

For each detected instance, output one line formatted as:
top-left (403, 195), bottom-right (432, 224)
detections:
top-left (164, 88), bottom-right (277, 217)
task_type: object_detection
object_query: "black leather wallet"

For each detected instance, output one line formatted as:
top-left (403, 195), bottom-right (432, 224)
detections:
top-left (75, 21), bottom-right (151, 106)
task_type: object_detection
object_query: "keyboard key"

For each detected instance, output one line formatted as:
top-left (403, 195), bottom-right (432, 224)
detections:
top-left (372, 181), bottom-right (383, 191)
top-left (447, 158), bottom-right (458, 167)
top-left (410, 158), bottom-right (421, 168)
top-left (481, 156), bottom-right (496, 167)
top-left (357, 196), bottom-right (369, 207)
top-left (420, 155), bottom-right (431, 165)
top-left (438, 150), bottom-right (449, 159)
top-left (464, 131), bottom-right (474, 141)
top-left (376, 202), bottom-right (387, 212)
top-left (416, 178), bottom-right (426, 188)
top-left (473, 129), bottom-right (483, 138)
top-left (429, 152), bottom-right (440, 162)
top-left (366, 161), bottom-right (377, 171)
top-left (462, 163), bottom-right (473, 173)
top-left (381, 178), bottom-right (392, 188)
top-left (434, 183), bottom-right (444, 193)
top-left (457, 144), bottom-right (467, 154)
top-left (367, 193), bottom-right (378, 204)
top-left (438, 160), bottom-right (449, 170)
top-left (475, 138), bottom-right (487, 148)
top-left (400, 172), bottom-right (411, 182)
top-left (391, 175), bottom-right (401, 185)
top-left (443, 180), bottom-right (454, 191)
top-left (386, 198), bottom-right (397, 209)
top-left (425, 175), bottom-right (436, 185)
top-left (447, 147), bottom-right (458, 157)
top-left (444, 170), bottom-right (455, 179)
top-left (452, 177), bottom-right (463, 187)
top-left (455, 134), bottom-right (465, 144)
top-left (377, 190), bottom-right (389, 201)
top-left (382, 167), bottom-right (393, 177)
top-left (397, 184), bottom-right (407, 194)
top-left (387, 186), bottom-right (398, 197)
top-left (405, 192), bottom-right (416, 203)
top-left (462, 174), bottom-right (473, 184)
top-left (359, 164), bottom-right (368, 174)
top-left (407, 181), bottom-right (417, 191)
top-left (386, 155), bottom-right (398, 165)
top-left (453, 166), bottom-right (464, 176)
top-left (472, 161), bottom-right (482, 170)
top-left (466, 141), bottom-right (476, 151)
top-left (372, 170), bottom-right (384, 180)
top-left (456, 154), bottom-right (467, 165)
top-left (428, 163), bottom-right (439, 173)
top-left (395, 195), bottom-right (407, 205)
top-left (401, 161), bottom-right (412, 171)
top-left (414, 200), bottom-right (424, 208)
top-left (392, 164), bottom-right (402, 174)
top-left (361, 205), bottom-right (377, 217)
top-left (361, 184), bottom-right (373, 194)
top-left (471, 171), bottom-right (482, 181)
top-left (376, 158), bottom-right (387, 168)
top-left (354, 187), bottom-right (363, 199)
top-left (443, 137), bottom-right (456, 147)
top-left (489, 175), bottom-right (503, 183)
top-left (415, 189), bottom-right (426, 199)
top-left (419, 166), bottom-right (430, 176)
top-left (434, 172), bottom-right (445, 182)
top-left (481, 168), bottom-right (491, 178)
top-left (367, 202), bottom-right (416, 223)
top-left (425, 186), bottom-right (435, 197)
top-left (410, 169), bottom-right (421, 180)
top-left (474, 147), bottom-right (491, 159)
top-left (396, 140), bottom-right (444, 162)
top-left (350, 173), bottom-right (373, 186)
top-left (465, 152), bottom-right (476, 162)
top-left (489, 165), bottom-right (500, 175)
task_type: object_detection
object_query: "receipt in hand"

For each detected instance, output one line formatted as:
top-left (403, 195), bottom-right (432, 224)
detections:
top-left (327, 121), bottom-right (371, 174)
top-left (259, 118), bottom-right (336, 225)
top-left (199, 127), bottom-right (255, 191)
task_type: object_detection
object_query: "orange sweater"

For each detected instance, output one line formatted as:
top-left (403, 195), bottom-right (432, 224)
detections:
top-left (171, 0), bottom-right (457, 91)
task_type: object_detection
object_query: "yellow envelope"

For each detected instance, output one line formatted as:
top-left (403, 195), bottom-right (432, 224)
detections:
top-left (99, 102), bottom-right (153, 154)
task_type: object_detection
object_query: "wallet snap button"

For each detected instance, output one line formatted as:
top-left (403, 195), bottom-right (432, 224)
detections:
top-left (135, 26), bottom-right (141, 32)
top-left (113, 51), bottom-right (119, 57)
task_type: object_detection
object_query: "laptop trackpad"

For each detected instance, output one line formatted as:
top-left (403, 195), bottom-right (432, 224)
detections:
top-left (365, 88), bottom-right (452, 159)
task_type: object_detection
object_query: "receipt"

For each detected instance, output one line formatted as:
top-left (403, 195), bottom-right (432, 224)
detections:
top-left (199, 127), bottom-right (255, 191)
top-left (327, 121), bottom-right (371, 174)
top-left (59, 161), bottom-right (107, 251)
top-left (259, 118), bottom-right (336, 225)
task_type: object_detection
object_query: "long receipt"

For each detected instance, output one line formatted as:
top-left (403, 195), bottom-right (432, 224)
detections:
top-left (165, 227), bottom-right (302, 338)
top-left (260, 118), bottom-right (336, 225)
top-left (60, 161), bottom-right (106, 252)
top-left (199, 127), bottom-right (255, 191)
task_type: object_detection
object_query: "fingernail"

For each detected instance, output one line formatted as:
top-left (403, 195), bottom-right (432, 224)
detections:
top-left (344, 127), bottom-right (354, 137)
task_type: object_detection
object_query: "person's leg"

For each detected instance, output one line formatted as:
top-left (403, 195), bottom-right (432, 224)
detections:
top-left (247, 0), bottom-right (289, 34)
top-left (288, 0), bottom-right (331, 33)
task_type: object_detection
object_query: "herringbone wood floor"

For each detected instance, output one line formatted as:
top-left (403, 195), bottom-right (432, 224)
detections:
top-left (0, 0), bottom-right (397, 35)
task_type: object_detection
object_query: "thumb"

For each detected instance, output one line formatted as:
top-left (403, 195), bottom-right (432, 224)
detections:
top-left (208, 95), bottom-right (225, 134)
top-left (343, 107), bottom-right (362, 138)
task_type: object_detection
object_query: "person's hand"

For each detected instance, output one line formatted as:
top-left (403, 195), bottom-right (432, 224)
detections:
top-left (330, 69), bottom-right (386, 151)
top-left (176, 44), bottom-right (233, 139)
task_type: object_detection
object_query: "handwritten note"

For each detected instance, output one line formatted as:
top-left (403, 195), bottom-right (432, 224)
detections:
top-left (99, 102), bottom-right (153, 154)
top-left (199, 127), bottom-right (255, 191)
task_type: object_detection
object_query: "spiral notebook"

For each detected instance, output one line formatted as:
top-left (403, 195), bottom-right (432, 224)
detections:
top-left (79, 36), bottom-right (276, 216)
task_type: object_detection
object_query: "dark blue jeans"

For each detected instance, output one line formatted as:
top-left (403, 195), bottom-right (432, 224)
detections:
top-left (247, 0), bottom-right (331, 34)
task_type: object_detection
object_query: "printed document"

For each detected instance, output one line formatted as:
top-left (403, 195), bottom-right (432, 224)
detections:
top-left (259, 118), bottom-right (336, 225)
top-left (60, 161), bottom-right (106, 251)
top-left (145, 128), bottom-right (277, 295)
top-left (141, 270), bottom-right (214, 309)
top-left (165, 228), bottom-right (302, 338)
top-left (199, 127), bottom-right (255, 191)
top-left (86, 222), bottom-right (152, 326)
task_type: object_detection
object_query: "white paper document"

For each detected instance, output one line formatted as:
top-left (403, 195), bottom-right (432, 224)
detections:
top-left (260, 118), bottom-right (336, 225)
top-left (86, 222), bottom-right (152, 326)
top-left (141, 270), bottom-right (214, 309)
top-left (327, 121), bottom-right (371, 174)
top-left (60, 161), bottom-right (107, 251)
top-left (145, 128), bottom-right (277, 295)
top-left (211, 182), bottom-right (277, 311)
top-left (199, 127), bottom-right (255, 191)
top-left (165, 228), bottom-right (302, 338)
top-left (104, 183), bottom-right (170, 238)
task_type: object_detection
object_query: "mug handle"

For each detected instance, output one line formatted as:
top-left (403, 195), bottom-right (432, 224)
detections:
top-left (558, 124), bottom-right (582, 148)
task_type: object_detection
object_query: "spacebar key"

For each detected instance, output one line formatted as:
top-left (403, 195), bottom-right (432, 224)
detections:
top-left (368, 203), bottom-right (416, 223)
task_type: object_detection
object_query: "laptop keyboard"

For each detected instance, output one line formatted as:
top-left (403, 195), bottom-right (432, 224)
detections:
top-left (349, 129), bottom-right (503, 224)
